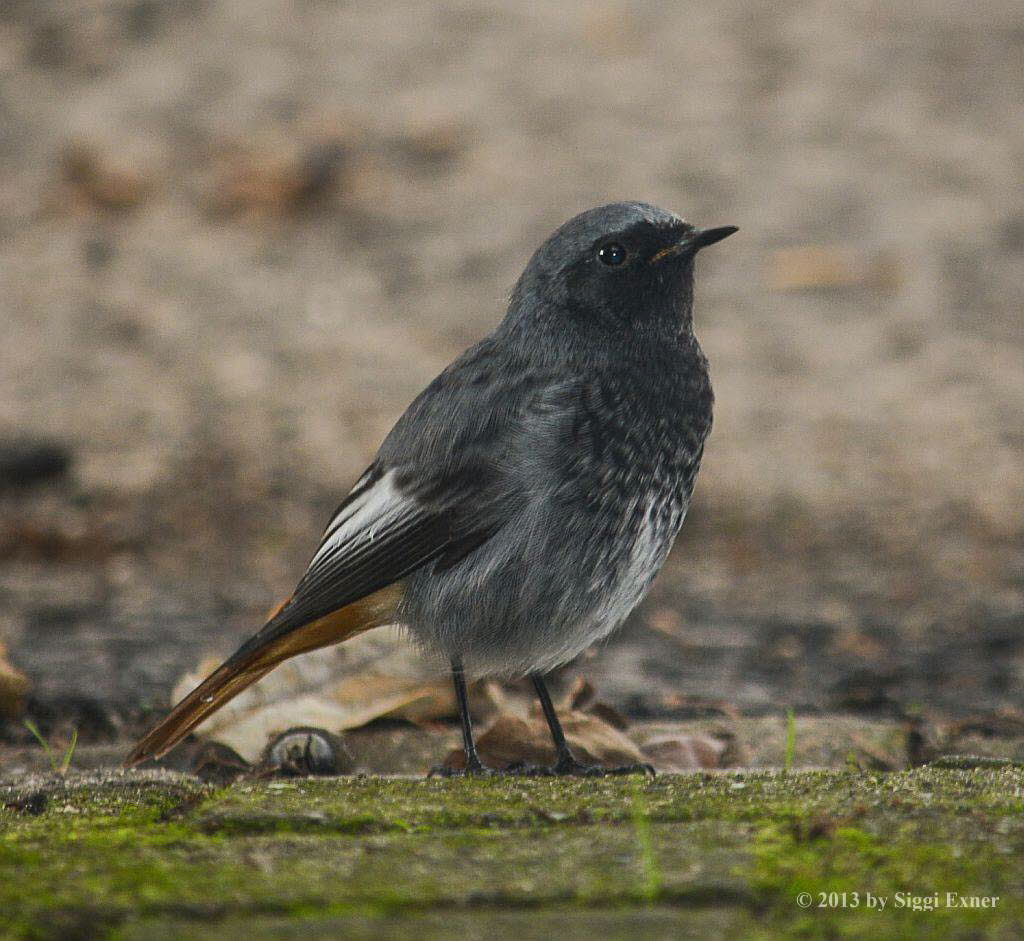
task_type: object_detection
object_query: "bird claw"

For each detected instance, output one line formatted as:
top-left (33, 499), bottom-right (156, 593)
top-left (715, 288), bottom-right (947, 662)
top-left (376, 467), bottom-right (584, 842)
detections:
top-left (549, 756), bottom-right (657, 777)
top-left (427, 758), bottom-right (495, 778)
top-left (427, 755), bottom-right (657, 778)
top-left (603, 762), bottom-right (657, 777)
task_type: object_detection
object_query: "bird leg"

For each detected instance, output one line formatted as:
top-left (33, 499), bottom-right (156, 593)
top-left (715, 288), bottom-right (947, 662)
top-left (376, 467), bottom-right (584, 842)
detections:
top-left (452, 658), bottom-right (489, 773)
top-left (429, 657), bottom-right (492, 776)
top-left (432, 666), bottom-right (654, 777)
top-left (531, 673), bottom-right (655, 777)
top-left (530, 673), bottom-right (594, 774)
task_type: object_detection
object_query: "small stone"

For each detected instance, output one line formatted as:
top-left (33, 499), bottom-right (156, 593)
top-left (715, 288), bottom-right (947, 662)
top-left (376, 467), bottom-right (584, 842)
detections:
top-left (264, 728), bottom-right (351, 777)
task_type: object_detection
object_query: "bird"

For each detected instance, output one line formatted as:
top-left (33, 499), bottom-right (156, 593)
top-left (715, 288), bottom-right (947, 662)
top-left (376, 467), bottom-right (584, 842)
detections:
top-left (125, 202), bottom-right (737, 775)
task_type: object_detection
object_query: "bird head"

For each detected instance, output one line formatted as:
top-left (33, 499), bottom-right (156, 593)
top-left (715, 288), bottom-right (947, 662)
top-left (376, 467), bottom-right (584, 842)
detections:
top-left (506, 202), bottom-right (736, 344)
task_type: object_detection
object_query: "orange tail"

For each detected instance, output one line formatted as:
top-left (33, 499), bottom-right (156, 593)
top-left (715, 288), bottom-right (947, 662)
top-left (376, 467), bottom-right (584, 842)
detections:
top-left (124, 584), bottom-right (403, 767)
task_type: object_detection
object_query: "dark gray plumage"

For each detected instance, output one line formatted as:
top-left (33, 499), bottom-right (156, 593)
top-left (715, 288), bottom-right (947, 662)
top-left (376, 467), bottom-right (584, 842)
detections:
top-left (127, 202), bottom-right (736, 774)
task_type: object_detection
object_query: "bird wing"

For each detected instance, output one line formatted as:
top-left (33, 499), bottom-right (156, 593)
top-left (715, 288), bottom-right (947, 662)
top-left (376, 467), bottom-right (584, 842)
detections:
top-left (279, 335), bottom-right (572, 627)
top-left (124, 461), bottom-right (506, 767)
top-left (274, 454), bottom-right (512, 632)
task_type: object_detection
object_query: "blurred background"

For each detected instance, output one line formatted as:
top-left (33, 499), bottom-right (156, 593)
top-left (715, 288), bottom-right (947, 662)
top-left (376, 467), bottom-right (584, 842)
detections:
top-left (0, 0), bottom-right (1021, 754)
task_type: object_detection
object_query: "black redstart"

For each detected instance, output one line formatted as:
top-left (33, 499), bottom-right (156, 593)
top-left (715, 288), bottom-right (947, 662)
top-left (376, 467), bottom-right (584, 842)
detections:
top-left (126, 202), bottom-right (737, 775)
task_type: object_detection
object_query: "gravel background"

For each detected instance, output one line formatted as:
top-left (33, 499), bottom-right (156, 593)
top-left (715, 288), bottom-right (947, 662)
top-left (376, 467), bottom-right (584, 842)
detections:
top-left (1, 0), bottom-right (1022, 739)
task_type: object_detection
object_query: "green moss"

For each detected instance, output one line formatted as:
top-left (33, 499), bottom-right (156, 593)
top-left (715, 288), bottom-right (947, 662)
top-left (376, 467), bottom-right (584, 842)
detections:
top-left (2, 768), bottom-right (1023, 939)
top-left (746, 824), bottom-right (1024, 937)
top-left (185, 767), bottom-right (1024, 834)
top-left (122, 906), bottom-right (760, 941)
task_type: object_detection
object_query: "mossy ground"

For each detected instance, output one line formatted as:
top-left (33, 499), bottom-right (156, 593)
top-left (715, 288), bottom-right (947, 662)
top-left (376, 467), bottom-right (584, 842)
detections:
top-left (2, 764), bottom-right (1023, 939)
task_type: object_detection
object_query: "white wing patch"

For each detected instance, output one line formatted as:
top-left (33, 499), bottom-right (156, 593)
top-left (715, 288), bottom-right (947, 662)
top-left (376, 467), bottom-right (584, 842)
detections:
top-left (307, 469), bottom-right (409, 572)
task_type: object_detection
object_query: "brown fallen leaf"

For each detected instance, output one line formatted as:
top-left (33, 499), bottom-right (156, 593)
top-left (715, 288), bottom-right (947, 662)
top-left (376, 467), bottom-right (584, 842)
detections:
top-left (206, 139), bottom-right (347, 217)
top-left (646, 606), bottom-right (686, 638)
top-left (849, 732), bottom-right (901, 771)
top-left (0, 520), bottom-right (122, 564)
top-left (190, 740), bottom-right (252, 785)
top-left (169, 626), bottom-right (454, 763)
top-left (444, 710), bottom-right (646, 772)
top-left (944, 711), bottom-right (1024, 739)
top-left (391, 116), bottom-right (469, 166)
top-left (166, 631), bottom-right (731, 775)
top-left (640, 733), bottom-right (729, 771)
top-left (654, 692), bottom-right (742, 720)
top-left (768, 246), bottom-right (901, 293)
top-left (0, 642), bottom-right (30, 718)
top-left (61, 141), bottom-right (148, 211)
top-left (557, 676), bottom-right (631, 730)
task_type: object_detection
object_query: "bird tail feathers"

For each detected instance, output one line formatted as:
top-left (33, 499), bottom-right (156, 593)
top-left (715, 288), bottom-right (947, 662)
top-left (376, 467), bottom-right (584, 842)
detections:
top-left (124, 584), bottom-right (403, 767)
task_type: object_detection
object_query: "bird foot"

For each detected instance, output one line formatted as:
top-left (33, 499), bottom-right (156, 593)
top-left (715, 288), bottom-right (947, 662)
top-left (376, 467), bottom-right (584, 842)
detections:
top-left (546, 755), bottom-right (657, 777)
top-left (427, 755), bottom-right (495, 778)
top-left (427, 755), bottom-right (656, 778)
top-left (601, 762), bottom-right (657, 777)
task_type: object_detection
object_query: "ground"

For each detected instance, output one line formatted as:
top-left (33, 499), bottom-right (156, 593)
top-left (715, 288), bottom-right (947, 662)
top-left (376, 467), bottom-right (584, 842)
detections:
top-left (1, 3), bottom-right (1022, 937)
top-left (3, 762), bottom-right (1024, 939)
top-left (3, 717), bottom-right (1024, 938)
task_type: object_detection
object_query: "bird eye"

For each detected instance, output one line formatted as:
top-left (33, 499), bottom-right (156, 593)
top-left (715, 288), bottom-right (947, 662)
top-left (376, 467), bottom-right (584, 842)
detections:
top-left (597, 243), bottom-right (627, 267)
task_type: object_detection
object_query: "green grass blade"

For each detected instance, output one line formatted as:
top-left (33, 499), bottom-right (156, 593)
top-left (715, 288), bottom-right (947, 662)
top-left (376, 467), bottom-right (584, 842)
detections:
top-left (59, 728), bottom-right (78, 775)
top-left (629, 779), bottom-right (661, 903)
top-left (23, 719), bottom-right (59, 772)
top-left (784, 708), bottom-right (797, 772)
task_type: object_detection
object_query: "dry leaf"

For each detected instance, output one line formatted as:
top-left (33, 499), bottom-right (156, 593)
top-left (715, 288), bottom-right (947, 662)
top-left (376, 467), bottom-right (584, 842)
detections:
top-left (392, 116), bottom-right (469, 165)
top-left (647, 606), bottom-right (686, 638)
top-left (769, 246), bottom-right (901, 293)
top-left (640, 733), bottom-right (729, 771)
top-left (849, 733), bottom-right (900, 771)
top-left (445, 710), bottom-right (646, 771)
top-left (206, 140), bottom-right (347, 217)
top-left (0, 642), bottom-right (30, 718)
top-left (170, 626), bottom-right (452, 763)
top-left (62, 141), bottom-right (148, 211)
top-left (945, 711), bottom-right (1024, 739)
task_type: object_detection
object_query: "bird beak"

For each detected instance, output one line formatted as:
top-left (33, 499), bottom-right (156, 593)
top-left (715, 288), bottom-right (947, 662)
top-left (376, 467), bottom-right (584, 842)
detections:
top-left (651, 225), bottom-right (738, 263)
